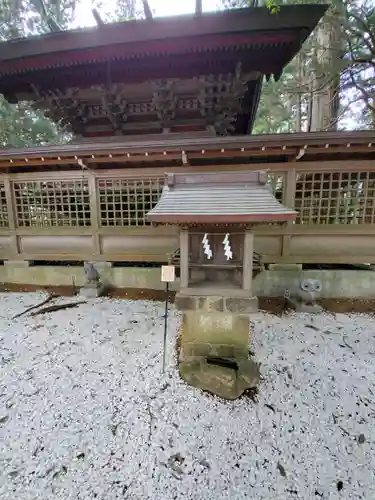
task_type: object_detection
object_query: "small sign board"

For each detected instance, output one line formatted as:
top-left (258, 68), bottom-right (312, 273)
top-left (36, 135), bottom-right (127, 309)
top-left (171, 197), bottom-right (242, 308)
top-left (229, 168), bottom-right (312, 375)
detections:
top-left (161, 265), bottom-right (176, 283)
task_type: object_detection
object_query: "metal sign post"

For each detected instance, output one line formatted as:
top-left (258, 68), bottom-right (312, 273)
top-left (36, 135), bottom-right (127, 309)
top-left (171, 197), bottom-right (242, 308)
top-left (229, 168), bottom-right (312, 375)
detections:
top-left (160, 265), bottom-right (176, 373)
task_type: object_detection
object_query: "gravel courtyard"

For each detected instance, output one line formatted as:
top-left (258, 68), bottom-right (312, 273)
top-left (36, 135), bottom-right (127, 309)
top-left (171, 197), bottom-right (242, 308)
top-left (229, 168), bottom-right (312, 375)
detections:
top-left (0, 293), bottom-right (374, 500)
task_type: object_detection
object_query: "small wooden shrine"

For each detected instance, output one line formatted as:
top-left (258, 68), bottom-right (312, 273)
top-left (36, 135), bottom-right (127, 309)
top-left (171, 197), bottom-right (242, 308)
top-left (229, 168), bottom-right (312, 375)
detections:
top-left (148, 170), bottom-right (296, 300)
top-left (148, 170), bottom-right (297, 399)
top-left (0, 4), bottom-right (327, 139)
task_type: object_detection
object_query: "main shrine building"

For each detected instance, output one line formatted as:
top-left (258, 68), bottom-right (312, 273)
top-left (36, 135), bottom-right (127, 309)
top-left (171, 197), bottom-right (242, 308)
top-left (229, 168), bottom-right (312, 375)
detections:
top-left (0, 4), bottom-right (326, 140)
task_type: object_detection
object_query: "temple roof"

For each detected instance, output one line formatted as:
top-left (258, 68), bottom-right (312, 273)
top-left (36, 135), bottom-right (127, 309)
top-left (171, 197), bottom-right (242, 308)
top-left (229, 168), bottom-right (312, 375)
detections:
top-left (147, 171), bottom-right (297, 224)
top-left (0, 5), bottom-right (327, 138)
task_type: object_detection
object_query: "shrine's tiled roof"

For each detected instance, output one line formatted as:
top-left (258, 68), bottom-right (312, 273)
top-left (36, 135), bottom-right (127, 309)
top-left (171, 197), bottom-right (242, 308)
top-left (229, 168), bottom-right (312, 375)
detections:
top-left (147, 171), bottom-right (297, 224)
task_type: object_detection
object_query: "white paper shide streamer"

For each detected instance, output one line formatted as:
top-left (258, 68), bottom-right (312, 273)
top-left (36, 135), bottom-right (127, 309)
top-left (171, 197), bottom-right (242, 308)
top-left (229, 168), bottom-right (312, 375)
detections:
top-left (223, 233), bottom-right (233, 260)
top-left (202, 233), bottom-right (212, 259)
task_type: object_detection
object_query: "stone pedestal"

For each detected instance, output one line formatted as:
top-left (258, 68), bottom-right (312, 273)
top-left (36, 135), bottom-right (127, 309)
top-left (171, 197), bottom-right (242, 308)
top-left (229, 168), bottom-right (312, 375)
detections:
top-left (180, 311), bottom-right (250, 361)
top-left (79, 282), bottom-right (107, 298)
top-left (175, 292), bottom-right (259, 314)
top-left (176, 292), bottom-right (260, 399)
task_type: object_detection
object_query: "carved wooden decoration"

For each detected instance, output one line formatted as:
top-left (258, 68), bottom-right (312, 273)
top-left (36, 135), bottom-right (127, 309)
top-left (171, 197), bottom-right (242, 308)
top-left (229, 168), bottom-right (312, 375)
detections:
top-left (29, 72), bottom-right (258, 137)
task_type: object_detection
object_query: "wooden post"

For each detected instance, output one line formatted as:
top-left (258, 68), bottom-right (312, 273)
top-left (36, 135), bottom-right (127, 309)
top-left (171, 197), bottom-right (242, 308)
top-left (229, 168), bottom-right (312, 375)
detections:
top-left (87, 171), bottom-right (100, 256)
top-left (282, 167), bottom-right (296, 257)
top-left (3, 176), bottom-right (19, 256)
top-left (284, 167), bottom-right (296, 215)
top-left (180, 228), bottom-right (189, 289)
top-left (242, 230), bottom-right (254, 293)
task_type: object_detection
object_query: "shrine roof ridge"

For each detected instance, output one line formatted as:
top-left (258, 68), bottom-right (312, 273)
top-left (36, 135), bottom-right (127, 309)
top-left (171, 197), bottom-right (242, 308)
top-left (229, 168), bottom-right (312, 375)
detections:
top-left (0, 5), bottom-right (328, 64)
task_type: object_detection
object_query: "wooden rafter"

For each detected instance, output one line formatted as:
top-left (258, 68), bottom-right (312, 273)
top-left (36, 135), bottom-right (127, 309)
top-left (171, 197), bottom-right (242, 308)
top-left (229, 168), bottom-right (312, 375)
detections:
top-left (84, 117), bottom-right (210, 134)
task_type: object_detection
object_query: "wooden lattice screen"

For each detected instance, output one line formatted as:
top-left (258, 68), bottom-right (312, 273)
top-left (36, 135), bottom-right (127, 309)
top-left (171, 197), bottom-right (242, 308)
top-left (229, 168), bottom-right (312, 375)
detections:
top-left (12, 180), bottom-right (91, 227)
top-left (5, 170), bottom-right (375, 230)
top-left (295, 171), bottom-right (375, 224)
top-left (97, 177), bottom-right (164, 226)
top-left (3, 175), bottom-right (285, 229)
top-left (0, 182), bottom-right (8, 228)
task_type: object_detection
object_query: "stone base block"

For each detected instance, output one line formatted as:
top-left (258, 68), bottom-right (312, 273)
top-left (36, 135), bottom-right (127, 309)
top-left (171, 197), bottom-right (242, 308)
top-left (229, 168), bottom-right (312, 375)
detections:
top-left (94, 261), bottom-right (113, 269)
top-left (79, 282), bottom-right (108, 298)
top-left (268, 264), bottom-right (303, 271)
top-left (180, 311), bottom-right (251, 361)
top-left (4, 260), bottom-right (30, 267)
top-left (182, 342), bottom-right (247, 360)
top-left (225, 296), bottom-right (258, 313)
top-left (175, 293), bottom-right (258, 314)
top-left (180, 357), bottom-right (260, 400)
top-left (287, 297), bottom-right (323, 313)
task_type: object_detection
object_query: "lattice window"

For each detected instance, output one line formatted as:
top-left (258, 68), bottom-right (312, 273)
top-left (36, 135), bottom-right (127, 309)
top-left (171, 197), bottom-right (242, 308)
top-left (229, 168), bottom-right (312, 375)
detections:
top-left (127, 102), bottom-right (154, 114)
top-left (178, 99), bottom-right (199, 110)
top-left (267, 173), bottom-right (284, 203)
top-left (0, 182), bottom-right (8, 228)
top-left (13, 180), bottom-right (91, 227)
top-left (98, 177), bottom-right (163, 227)
top-left (295, 171), bottom-right (375, 224)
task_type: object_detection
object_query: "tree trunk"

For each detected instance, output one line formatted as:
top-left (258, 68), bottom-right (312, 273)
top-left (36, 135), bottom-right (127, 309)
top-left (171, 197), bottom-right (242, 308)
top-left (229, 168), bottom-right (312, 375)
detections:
top-left (310, 17), bottom-right (341, 132)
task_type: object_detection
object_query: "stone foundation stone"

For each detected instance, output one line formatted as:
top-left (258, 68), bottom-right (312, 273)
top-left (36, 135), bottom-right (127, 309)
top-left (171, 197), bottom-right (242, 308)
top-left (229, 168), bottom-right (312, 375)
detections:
top-left (4, 260), bottom-right (30, 267)
top-left (79, 282), bottom-right (108, 298)
top-left (175, 293), bottom-right (258, 314)
top-left (179, 357), bottom-right (260, 400)
top-left (175, 292), bottom-right (259, 399)
top-left (225, 296), bottom-right (259, 313)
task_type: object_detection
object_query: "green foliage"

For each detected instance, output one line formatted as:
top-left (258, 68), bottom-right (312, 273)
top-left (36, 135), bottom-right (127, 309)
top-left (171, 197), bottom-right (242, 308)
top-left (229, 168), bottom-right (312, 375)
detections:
top-left (265, 0), bottom-right (280, 14)
top-left (0, 0), bottom-right (77, 148)
top-left (222, 0), bottom-right (375, 132)
top-left (0, 97), bottom-right (69, 147)
top-left (340, 0), bottom-right (375, 128)
top-left (94, 0), bottom-right (141, 23)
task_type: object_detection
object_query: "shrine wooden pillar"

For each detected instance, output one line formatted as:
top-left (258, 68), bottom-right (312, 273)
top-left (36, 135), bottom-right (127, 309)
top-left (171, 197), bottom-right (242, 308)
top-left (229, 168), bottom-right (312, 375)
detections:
top-left (180, 228), bottom-right (189, 289)
top-left (242, 229), bottom-right (254, 293)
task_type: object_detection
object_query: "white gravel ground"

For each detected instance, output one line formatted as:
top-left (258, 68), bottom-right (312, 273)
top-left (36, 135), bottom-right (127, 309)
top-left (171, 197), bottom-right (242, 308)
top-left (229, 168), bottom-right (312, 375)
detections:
top-left (0, 293), bottom-right (374, 500)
